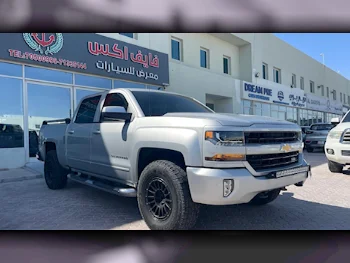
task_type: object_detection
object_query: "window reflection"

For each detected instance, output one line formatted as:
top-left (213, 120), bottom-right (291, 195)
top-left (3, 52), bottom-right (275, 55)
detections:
top-left (114, 80), bottom-right (146, 89)
top-left (25, 66), bottom-right (73, 84)
top-left (76, 89), bottom-right (102, 110)
top-left (28, 83), bottom-right (71, 127)
top-left (0, 62), bottom-right (22, 77)
top-left (75, 74), bottom-right (112, 89)
top-left (0, 77), bottom-right (23, 148)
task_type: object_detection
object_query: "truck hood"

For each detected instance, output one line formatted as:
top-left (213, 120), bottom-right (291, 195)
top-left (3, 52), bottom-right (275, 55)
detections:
top-left (164, 113), bottom-right (293, 127)
top-left (332, 122), bottom-right (350, 132)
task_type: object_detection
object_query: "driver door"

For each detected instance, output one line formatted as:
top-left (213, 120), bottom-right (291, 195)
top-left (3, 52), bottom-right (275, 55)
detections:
top-left (89, 92), bottom-right (133, 181)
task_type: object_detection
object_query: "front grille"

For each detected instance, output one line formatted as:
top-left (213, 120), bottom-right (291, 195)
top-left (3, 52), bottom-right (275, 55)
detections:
top-left (246, 151), bottom-right (299, 170)
top-left (341, 150), bottom-right (350, 156)
top-left (244, 132), bottom-right (299, 144)
top-left (342, 131), bottom-right (350, 143)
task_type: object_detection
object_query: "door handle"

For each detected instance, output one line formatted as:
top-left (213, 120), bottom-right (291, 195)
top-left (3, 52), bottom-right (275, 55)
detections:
top-left (93, 130), bottom-right (101, 135)
top-left (68, 130), bottom-right (74, 134)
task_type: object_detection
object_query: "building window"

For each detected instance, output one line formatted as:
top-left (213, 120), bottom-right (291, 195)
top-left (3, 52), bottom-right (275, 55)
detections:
top-left (344, 94), bottom-right (346, 104)
top-left (310, 81), bottom-right (315, 93)
top-left (273, 67), bottom-right (281, 84)
top-left (333, 90), bottom-right (337, 100)
top-left (292, 74), bottom-right (296, 88)
top-left (223, 56), bottom-right (230, 74)
top-left (326, 87), bottom-right (329, 98)
top-left (206, 103), bottom-right (215, 111)
top-left (25, 66), bottom-right (73, 84)
top-left (119, 33), bottom-right (134, 38)
top-left (300, 77), bottom-right (304, 90)
top-left (348, 96), bottom-right (350, 105)
top-left (171, 37), bottom-right (182, 61)
top-left (242, 100), bottom-right (253, 115)
top-left (321, 85), bottom-right (325, 96)
top-left (340, 92), bottom-right (343, 103)
top-left (200, 48), bottom-right (209, 69)
top-left (262, 63), bottom-right (268, 80)
top-left (0, 77), bottom-right (24, 149)
top-left (75, 74), bottom-right (112, 89)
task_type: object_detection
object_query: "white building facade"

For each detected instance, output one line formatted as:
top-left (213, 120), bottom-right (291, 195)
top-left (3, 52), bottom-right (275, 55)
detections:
top-left (98, 33), bottom-right (346, 124)
top-left (0, 33), bottom-right (347, 169)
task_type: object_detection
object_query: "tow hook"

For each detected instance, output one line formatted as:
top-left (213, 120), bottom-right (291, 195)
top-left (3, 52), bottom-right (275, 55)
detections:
top-left (294, 181), bottom-right (304, 187)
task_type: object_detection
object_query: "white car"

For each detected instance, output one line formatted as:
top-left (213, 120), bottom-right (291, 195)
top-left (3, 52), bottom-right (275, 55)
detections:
top-left (325, 112), bottom-right (350, 173)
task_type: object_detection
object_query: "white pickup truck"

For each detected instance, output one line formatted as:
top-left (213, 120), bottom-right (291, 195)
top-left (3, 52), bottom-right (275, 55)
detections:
top-left (38, 88), bottom-right (311, 230)
top-left (325, 112), bottom-right (350, 173)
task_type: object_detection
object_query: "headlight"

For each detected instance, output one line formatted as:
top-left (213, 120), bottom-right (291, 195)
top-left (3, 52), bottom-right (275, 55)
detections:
top-left (328, 130), bottom-right (343, 140)
top-left (205, 131), bottom-right (244, 146)
top-left (297, 131), bottom-right (302, 141)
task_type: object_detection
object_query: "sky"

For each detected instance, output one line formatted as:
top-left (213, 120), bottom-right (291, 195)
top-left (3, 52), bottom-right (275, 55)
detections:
top-left (274, 33), bottom-right (350, 79)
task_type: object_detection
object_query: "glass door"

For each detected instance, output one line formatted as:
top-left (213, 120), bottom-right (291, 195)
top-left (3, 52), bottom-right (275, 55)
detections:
top-left (25, 81), bottom-right (72, 163)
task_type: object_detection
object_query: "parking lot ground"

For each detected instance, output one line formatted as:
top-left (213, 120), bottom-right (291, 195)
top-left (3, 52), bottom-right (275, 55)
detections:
top-left (1, 151), bottom-right (349, 230)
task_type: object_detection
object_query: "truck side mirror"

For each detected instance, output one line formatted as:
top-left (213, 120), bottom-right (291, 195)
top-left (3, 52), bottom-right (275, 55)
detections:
top-left (331, 117), bottom-right (340, 125)
top-left (101, 106), bottom-right (132, 122)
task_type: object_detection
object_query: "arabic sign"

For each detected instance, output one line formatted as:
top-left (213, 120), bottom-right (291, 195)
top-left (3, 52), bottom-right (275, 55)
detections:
top-left (242, 81), bottom-right (306, 108)
top-left (305, 93), bottom-right (343, 115)
top-left (0, 33), bottom-right (169, 86)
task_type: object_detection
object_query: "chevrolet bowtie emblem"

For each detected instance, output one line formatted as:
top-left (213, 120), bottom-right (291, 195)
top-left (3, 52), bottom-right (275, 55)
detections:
top-left (281, 144), bottom-right (292, 152)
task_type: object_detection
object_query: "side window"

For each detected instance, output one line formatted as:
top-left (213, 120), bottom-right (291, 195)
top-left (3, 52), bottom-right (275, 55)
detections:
top-left (103, 93), bottom-right (128, 109)
top-left (75, 95), bottom-right (101, 124)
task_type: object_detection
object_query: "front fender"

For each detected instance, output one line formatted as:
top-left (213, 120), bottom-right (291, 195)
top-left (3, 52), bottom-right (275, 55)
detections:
top-left (130, 127), bottom-right (203, 182)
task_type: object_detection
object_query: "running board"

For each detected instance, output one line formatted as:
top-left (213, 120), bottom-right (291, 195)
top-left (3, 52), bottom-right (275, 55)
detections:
top-left (68, 173), bottom-right (137, 197)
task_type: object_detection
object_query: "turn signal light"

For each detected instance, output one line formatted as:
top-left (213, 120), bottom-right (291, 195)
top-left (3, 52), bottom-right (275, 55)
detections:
top-left (205, 153), bottom-right (245, 161)
top-left (205, 131), bottom-right (214, 140)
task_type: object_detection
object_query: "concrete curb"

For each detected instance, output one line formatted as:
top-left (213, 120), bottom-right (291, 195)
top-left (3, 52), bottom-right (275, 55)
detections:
top-left (0, 174), bottom-right (43, 184)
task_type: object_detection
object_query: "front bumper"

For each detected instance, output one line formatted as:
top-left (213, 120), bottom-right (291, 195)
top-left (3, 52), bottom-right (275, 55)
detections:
top-left (325, 141), bottom-right (350, 165)
top-left (186, 161), bottom-right (310, 205)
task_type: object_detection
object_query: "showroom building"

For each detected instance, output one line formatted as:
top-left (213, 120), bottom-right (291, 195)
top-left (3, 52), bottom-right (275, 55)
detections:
top-left (0, 33), bottom-right (169, 169)
top-left (0, 32), bottom-right (348, 169)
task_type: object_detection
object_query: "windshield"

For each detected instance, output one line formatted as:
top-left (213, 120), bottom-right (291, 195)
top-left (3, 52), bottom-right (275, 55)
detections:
top-left (131, 91), bottom-right (213, 117)
top-left (342, 112), bottom-right (350, 122)
top-left (310, 124), bottom-right (335, 131)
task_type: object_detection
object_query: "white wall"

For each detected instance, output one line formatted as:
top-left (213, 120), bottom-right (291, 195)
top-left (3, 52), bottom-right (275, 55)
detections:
top-left (252, 33), bottom-right (350, 104)
top-left (167, 61), bottom-right (239, 112)
top-left (0, 148), bottom-right (26, 170)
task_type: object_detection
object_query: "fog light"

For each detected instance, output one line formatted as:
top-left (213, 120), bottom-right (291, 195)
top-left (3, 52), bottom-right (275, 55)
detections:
top-left (223, 179), bottom-right (234, 197)
top-left (327, 149), bottom-right (334, 155)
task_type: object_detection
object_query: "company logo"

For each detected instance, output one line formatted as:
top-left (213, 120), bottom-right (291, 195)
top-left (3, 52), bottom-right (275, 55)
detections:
top-left (277, 91), bottom-right (284, 101)
top-left (280, 144), bottom-right (292, 153)
top-left (23, 33), bottom-right (63, 55)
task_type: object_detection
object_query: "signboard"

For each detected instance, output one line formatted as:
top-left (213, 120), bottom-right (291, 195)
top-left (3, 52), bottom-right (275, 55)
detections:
top-left (242, 81), bottom-right (306, 108)
top-left (305, 93), bottom-right (343, 115)
top-left (0, 33), bottom-right (169, 86)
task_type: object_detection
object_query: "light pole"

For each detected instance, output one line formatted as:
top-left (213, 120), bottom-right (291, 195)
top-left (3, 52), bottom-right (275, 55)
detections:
top-left (320, 53), bottom-right (325, 65)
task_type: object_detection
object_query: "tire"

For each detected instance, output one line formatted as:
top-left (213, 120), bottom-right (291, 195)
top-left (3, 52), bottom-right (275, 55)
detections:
top-left (249, 189), bottom-right (281, 206)
top-left (328, 160), bottom-right (343, 173)
top-left (306, 147), bottom-right (314, 153)
top-left (137, 160), bottom-right (200, 230)
top-left (44, 150), bottom-right (68, 190)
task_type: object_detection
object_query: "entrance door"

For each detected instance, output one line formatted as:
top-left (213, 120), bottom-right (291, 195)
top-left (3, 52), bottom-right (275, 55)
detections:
top-left (25, 81), bottom-right (72, 163)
